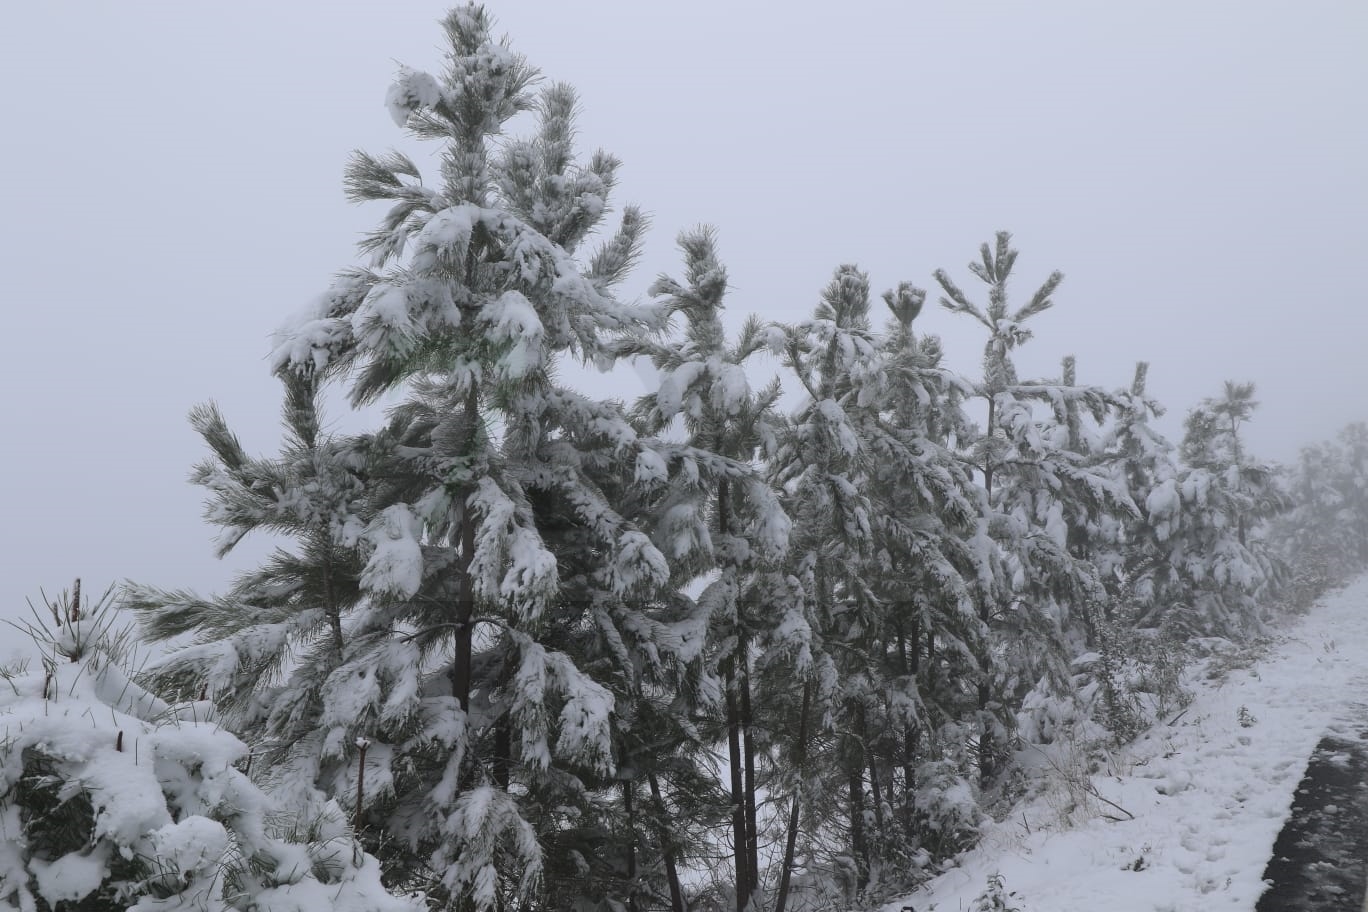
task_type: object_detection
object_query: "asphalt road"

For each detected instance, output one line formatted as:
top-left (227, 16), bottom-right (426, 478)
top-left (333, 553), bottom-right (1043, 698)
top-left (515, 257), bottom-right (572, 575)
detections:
top-left (1257, 728), bottom-right (1368, 911)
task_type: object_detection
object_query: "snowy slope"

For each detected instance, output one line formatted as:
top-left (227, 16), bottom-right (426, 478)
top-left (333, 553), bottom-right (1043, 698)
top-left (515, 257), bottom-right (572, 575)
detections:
top-left (889, 576), bottom-right (1368, 912)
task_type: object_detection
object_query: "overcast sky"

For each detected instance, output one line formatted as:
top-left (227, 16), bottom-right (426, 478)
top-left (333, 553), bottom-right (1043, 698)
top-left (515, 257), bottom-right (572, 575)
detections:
top-left (1, 1), bottom-right (1364, 627)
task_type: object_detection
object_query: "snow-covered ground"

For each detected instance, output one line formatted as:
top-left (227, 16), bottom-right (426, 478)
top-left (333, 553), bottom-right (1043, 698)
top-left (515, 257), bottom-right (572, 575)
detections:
top-left (889, 576), bottom-right (1368, 912)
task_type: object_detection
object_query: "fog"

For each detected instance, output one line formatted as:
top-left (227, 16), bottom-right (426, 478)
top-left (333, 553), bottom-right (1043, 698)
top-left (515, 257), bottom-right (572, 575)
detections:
top-left (1, 0), bottom-right (1364, 622)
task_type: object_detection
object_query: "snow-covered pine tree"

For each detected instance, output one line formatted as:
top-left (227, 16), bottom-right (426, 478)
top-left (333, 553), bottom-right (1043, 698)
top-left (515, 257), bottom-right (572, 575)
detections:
top-left (125, 370), bottom-right (371, 737)
top-left (934, 232), bottom-right (1135, 783)
top-left (766, 265), bottom-right (883, 903)
top-left (1335, 422), bottom-right (1368, 563)
top-left (615, 227), bottom-right (793, 912)
top-left (132, 7), bottom-right (694, 910)
top-left (861, 284), bottom-right (986, 872)
top-left (1046, 355), bottom-right (1116, 641)
top-left (1277, 439), bottom-right (1347, 606)
top-left (1277, 422), bottom-right (1368, 604)
top-left (1098, 362), bottom-right (1176, 615)
top-left (1139, 382), bottom-right (1288, 635)
top-left (280, 10), bottom-right (711, 908)
top-left (764, 264), bottom-right (987, 902)
top-left (483, 389), bottom-right (731, 912)
top-left (1019, 360), bottom-right (1195, 743)
top-left (1, 584), bottom-right (415, 912)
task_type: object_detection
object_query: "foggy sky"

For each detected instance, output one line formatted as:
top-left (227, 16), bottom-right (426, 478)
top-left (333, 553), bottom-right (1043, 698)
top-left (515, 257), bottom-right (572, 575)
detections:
top-left (1, 1), bottom-right (1364, 627)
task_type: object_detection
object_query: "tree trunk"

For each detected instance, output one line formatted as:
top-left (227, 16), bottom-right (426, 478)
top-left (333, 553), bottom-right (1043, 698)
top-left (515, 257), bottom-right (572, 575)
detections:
top-left (648, 773), bottom-right (687, 912)
top-left (452, 512), bottom-right (475, 713)
top-left (901, 616), bottom-right (920, 839)
top-left (775, 681), bottom-right (811, 912)
top-left (726, 672), bottom-right (749, 912)
top-left (451, 383), bottom-right (480, 715)
top-left (902, 727), bottom-right (918, 841)
top-left (741, 647), bottom-right (759, 909)
top-left (624, 780), bottom-right (640, 912)
top-left (868, 750), bottom-right (886, 843)
top-left (848, 747), bottom-right (868, 896)
top-left (978, 675), bottom-right (995, 788)
top-left (493, 714), bottom-right (511, 790)
top-left (718, 475), bottom-right (757, 911)
top-left (323, 541), bottom-right (345, 661)
top-left (983, 394), bottom-right (997, 500)
top-left (979, 392), bottom-right (997, 788)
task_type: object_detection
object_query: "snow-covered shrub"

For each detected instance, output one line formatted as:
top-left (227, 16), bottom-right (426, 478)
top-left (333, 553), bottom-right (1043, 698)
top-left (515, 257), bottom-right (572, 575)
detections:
top-left (911, 760), bottom-right (982, 859)
top-left (0, 584), bottom-right (418, 912)
top-left (970, 873), bottom-right (1024, 911)
top-left (1283, 538), bottom-right (1343, 612)
top-left (1091, 624), bottom-right (1190, 744)
top-left (1019, 618), bottom-right (1191, 752)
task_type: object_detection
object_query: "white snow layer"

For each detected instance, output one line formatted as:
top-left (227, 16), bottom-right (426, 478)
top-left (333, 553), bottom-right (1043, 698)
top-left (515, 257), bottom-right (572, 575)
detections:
top-left (888, 575), bottom-right (1368, 912)
top-left (360, 504), bottom-right (425, 599)
top-left (0, 645), bottom-right (419, 912)
top-left (385, 66), bottom-right (443, 127)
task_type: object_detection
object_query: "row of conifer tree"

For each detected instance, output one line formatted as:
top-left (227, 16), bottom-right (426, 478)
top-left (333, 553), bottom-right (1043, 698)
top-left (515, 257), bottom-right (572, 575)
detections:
top-left (3, 6), bottom-right (1366, 912)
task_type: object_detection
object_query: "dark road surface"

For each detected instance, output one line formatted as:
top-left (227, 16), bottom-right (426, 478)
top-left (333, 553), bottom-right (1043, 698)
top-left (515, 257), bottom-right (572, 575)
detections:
top-left (1257, 728), bottom-right (1368, 911)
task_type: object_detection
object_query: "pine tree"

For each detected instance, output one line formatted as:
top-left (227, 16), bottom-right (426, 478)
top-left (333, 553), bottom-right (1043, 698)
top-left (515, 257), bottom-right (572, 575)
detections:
top-left (1336, 422), bottom-right (1368, 562)
top-left (934, 232), bottom-right (1134, 784)
top-left (1277, 421), bottom-right (1368, 604)
top-left (861, 283), bottom-right (985, 874)
top-left (130, 7), bottom-right (695, 910)
top-left (1277, 439), bottom-right (1348, 605)
top-left (1140, 382), bottom-right (1288, 635)
top-left (616, 227), bottom-right (792, 912)
top-left (766, 266), bottom-right (886, 902)
top-left (0, 584), bottom-right (414, 912)
top-left (1101, 362), bottom-right (1175, 610)
top-left (763, 264), bottom-right (987, 902)
top-left (125, 370), bottom-right (370, 734)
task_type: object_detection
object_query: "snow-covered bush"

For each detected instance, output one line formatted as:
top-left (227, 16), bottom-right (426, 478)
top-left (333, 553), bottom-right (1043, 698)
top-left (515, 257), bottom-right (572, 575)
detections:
top-left (970, 873), bottom-right (1024, 911)
top-left (910, 760), bottom-right (982, 859)
top-left (0, 584), bottom-right (417, 912)
top-left (1019, 619), bottom-right (1191, 751)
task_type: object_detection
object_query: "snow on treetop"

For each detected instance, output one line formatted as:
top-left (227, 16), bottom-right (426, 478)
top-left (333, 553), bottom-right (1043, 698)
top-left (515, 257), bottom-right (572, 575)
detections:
top-left (385, 66), bottom-right (443, 128)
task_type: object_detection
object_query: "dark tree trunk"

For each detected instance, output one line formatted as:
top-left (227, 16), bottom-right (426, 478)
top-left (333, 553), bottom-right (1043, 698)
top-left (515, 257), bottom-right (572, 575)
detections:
top-left (648, 773), bottom-right (687, 912)
top-left (452, 513), bottom-right (474, 712)
top-left (740, 647), bottom-right (759, 908)
top-left (323, 543), bottom-right (345, 661)
top-left (848, 751), bottom-right (868, 896)
top-left (845, 704), bottom-right (871, 896)
top-left (869, 750), bottom-right (886, 843)
top-left (726, 673), bottom-right (749, 912)
top-left (978, 674), bottom-right (995, 788)
top-left (902, 616), bottom-right (921, 838)
top-left (775, 681), bottom-right (811, 912)
top-left (624, 780), bottom-right (640, 912)
top-left (451, 383), bottom-right (480, 715)
top-left (719, 474), bottom-right (758, 911)
top-left (902, 727), bottom-right (918, 840)
top-left (978, 395), bottom-right (997, 788)
top-left (493, 714), bottom-right (511, 790)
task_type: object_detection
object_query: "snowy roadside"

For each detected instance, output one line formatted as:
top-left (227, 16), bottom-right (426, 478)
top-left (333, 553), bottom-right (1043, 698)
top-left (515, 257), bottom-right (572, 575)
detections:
top-left (887, 575), bottom-right (1368, 912)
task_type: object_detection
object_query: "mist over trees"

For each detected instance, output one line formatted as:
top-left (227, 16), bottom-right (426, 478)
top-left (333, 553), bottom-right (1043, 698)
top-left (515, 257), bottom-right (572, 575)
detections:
top-left (4, 6), bottom-right (1365, 912)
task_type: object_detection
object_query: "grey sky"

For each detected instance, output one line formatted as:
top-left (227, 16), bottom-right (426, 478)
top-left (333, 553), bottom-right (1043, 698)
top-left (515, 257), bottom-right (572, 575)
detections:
top-left (1, 1), bottom-right (1364, 624)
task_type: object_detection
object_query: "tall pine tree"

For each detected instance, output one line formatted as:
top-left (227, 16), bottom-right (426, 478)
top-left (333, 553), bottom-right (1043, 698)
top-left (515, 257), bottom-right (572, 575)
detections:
top-left (935, 232), bottom-right (1134, 783)
top-left (130, 7), bottom-right (698, 910)
top-left (616, 227), bottom-right (792, 912)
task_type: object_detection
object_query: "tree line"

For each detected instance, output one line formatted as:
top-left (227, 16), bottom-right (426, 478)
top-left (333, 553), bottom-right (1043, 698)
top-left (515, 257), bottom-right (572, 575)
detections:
top-left (2, 6), bottom-right (1364, 912)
